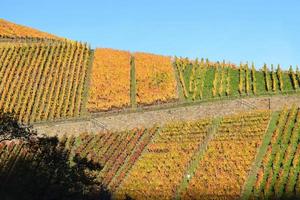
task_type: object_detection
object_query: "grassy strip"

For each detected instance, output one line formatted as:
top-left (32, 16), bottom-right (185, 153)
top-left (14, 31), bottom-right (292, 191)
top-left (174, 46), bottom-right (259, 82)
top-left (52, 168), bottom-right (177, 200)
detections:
top-left (181, 67), bottom-right (297, 102)
top-left (241, 111), bottom-right (280, 200)
top-left (174, 117), bottom-right (222, 200)
top-left (80, 48), bottom-right (94, 116)
top-left (255, 109), bottom-right (289, 198)
top-left (130, 55), bottom-right (137, 109)
top-left (198, 65), bottom-right (208, 99)
top-left (172, 59), bottom-right (184, 101)
top-left (285, 145), bottom-right (300, 198)
top-left (275, 109), bottom-right (300, 198)
top-left (202, 67), bottom-right (215, 99)
top-left (267, 106), bottom-right (298, 198)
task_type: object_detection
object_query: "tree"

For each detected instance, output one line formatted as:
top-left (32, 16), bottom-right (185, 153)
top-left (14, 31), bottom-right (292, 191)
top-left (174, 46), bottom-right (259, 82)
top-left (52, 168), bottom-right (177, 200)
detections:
top-left (0, 110), bottom-right (111, 200)
top-left (0, 110), bottom-right (36, 142)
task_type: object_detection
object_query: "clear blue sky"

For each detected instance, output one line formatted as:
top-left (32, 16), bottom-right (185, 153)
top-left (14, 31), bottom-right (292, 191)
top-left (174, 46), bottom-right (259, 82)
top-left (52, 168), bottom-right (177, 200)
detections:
top-left (2, 0), bottom-right (300, 69)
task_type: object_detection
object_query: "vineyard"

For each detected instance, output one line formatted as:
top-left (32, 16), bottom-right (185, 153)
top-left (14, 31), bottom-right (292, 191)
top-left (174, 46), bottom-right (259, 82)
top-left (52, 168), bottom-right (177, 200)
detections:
top-left (181, 111), bottom-right (270, 200)
top-left (3, 109), bottom-right (299, 199)
top-left (86, 50), bottom-right (300, 113)
top-left (174, 58), bottom-right (299, 102)
top-left (68, 127), bottom-right (158, 191)
top-left (87, 48), bottom-right (131, 111)
top-left (243, 106), bottom-right (300, 199)
top-left (2, 18), bottom-right (300, 200)
top-left (0, 41), bottom-right (91, 122)
top-left (134, 52), bottom-right (178, 105)
top-left (115, 119), bottom-right (212, 199)
top-left (0, 19), bottom-right (60, 40)
top-left (0, 19), bottom-right (300, 121)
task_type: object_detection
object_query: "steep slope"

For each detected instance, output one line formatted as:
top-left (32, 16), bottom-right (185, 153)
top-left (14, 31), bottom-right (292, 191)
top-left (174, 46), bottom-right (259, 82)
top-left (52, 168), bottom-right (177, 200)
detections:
top-left (87, 48), bottom-right (131, 112)
top-left (244, 106), bottom-right (300, 199)
top-left (134, 52), bottom-right (178, 105)
top-left (87, 50), bottom-right (300, 114)
top-left (0, 41), bottom-right (91, 123)
top-left (3, 109), bottom-right (300, 199)
top-left (0, 18), bottom-right (61, 40)
top-left (181, 111), bottom-right (271, 200)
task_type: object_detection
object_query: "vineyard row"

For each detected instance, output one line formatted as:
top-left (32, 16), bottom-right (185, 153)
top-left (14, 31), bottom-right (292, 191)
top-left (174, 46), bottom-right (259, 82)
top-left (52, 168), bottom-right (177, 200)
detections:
top-left (0, 41), bottom-right (92, 123)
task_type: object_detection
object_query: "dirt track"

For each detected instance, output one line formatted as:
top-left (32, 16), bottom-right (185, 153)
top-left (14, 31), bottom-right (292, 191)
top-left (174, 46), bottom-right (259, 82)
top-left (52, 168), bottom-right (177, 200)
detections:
top-left (35, 94), bottom-right (300, 136)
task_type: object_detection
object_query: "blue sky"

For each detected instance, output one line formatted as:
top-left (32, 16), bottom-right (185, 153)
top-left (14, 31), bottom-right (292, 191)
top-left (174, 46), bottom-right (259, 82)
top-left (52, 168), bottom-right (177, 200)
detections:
top-left (2, 0), bottom-right (300, 69)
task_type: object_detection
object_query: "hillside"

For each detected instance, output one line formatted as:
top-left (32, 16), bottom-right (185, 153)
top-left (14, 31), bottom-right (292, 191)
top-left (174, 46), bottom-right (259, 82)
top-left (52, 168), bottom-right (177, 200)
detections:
top-left (0, 19), bottom-right (61, 40)
top-left (1, 19), bottom-right (300, 200)
top-left (87, 49), bottom-right (300, 113)
top-left (3, 109), bottom-right (300, 199)
top-left (0, 20), bottom-right (299, 124)
top-left (0, 41), bottom-right (92, 122)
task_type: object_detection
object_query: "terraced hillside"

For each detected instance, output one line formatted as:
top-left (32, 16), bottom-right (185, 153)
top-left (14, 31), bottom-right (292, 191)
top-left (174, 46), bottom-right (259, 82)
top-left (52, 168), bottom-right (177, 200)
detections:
top-left (0, 19), bottom-right (60, 40)
top-left (115, 118), bottom-right (213, 199)
top-left (180, 111), bottom-right (270, 200)
top-left (0, 41), bottom-right (92, 122)
top-left (0, 19), bottom-right (299, 124)
top-left (134, 52), bottom-right (178, 105)
top-left (174, 58), bottom-right (299, 101)
top-left (86, 49), bottom-right (300, 113)
top-left (243, 106), bottom-right (300, 200)
top-left (2, 18), bottom-right (300, 200)
top-left (87, 48), bottom-right (131, 112)
top-left (4, 109), bottom-right (298, 199)
top-left (87, 49), bottom-right (178, 111)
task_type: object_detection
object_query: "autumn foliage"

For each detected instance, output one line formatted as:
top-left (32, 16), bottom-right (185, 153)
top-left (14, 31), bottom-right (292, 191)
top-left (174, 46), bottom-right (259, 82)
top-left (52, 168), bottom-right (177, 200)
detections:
top-left (0, 41), bottom-right (90, 123)
top-left (250, 107), bottom-right (300, 199)
top-left (0, 19), bottom-right (60, 40)
top-left (115, 119), bottom-right (212, 199)
top-left (87, 48), bottom-right (131, 111)
top-left (134, 52), bottom-right (178, 105)
top-left (182, 111), bottom-right (270, 200)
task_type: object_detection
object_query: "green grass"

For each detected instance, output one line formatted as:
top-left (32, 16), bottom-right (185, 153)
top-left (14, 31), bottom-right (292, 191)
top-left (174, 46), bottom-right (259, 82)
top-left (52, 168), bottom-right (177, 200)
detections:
top-left (256, 70), bottom-right (267, 94)
top-left (173, 60), bottom-right (299, 106)
top-left (267, 108), bottom-right (298, 198)
top-left (283, 72), bottom-right (294, 91)
top-left (275, 111), bottom-right (300, 198)
top-left (229, 68), bottom-right (240, 96)
top-left (172, 60), bottom-right (184, 101)
top-left (202, 67), bottom-right (215, 99)
top-left (184, 64), bottom-right (194, 100)
top-left (241, 111), bottom-right (280, 200)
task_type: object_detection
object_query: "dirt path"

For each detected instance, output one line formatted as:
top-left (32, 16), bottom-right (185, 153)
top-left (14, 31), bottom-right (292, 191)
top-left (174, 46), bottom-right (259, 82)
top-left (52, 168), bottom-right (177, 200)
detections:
top-left (35, 94), bottom-right (300, 136)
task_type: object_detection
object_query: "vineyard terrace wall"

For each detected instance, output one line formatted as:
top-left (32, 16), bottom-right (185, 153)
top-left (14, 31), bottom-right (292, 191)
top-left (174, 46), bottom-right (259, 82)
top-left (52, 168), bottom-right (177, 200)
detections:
top-left (35, 94), bottom-right (300, 136)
